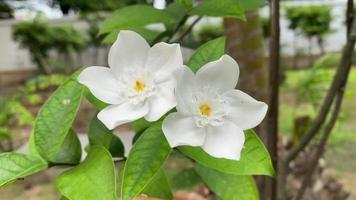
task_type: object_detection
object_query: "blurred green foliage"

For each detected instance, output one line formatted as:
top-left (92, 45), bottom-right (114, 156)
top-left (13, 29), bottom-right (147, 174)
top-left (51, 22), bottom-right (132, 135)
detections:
top-left (0, 1), bottom-right (13, 19)
top-left (13, 21), bottom-right (86, 74)
top-left (0, 74), bottom-right (66, 152)
top-left (260, 16), bottom-right (270, 38)
top-left (285, 5), bottom-right (332, 37)
top-left (195, 24), bottom-right (224, 44)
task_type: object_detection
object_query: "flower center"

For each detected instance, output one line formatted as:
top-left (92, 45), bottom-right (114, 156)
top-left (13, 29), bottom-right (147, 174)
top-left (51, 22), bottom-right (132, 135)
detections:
top-left (191, 87), bottom-right (227, 128)
top-left (199, 104), bottom-right (211, 116)
top-left (134, 80), bottom-right (145, 92)
top-left (117, 67), bottom-right (156, 105)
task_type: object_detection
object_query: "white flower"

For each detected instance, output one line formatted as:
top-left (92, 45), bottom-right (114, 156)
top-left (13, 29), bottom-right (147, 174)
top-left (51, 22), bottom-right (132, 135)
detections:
top-left (78, 31), bottom-right (183, 130)
top-left (162, 55), bottom-right (268, 160)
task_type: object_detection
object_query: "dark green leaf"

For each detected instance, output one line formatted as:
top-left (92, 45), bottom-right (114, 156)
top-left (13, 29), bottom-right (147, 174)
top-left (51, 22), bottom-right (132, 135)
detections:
top-left (189, 0), bottom-right (245, 19)
top-left (187, 37), bottom-right (226, 72)
top-left (56, 146), bottom-right (117, 200)
top-left (179, 130), bottom-right (275, 176)
top-left (171, 168), bottom-right (202, 190)
top-left (121, 123), bottom-right (172, 200)
top-left (34, 71), bottom-right (83, 164)
top-left (89, 115), bottom-right (124, 157)
top-left (195, 164), bottom-right (259, 200)
top-left (0, 153), bottom-right (47, 187)
top-left (165, 2), bottom-right (187, 31)
top-left (99, 5), bottom-right (176, 34)
top-left (142, 169), bottom-right (173, 199)
top-left (102, 27), bottom-right (162, 45)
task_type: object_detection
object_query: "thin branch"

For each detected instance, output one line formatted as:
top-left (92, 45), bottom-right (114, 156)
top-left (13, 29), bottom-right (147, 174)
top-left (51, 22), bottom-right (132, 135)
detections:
top-left (174, 16), bottom-right (202, 43)
top-left (268, 0), bottom-right (280, 199)
top-left (166, 15), bottom-right (189, 43)
top-left (295, 83), bottom-right (346, 200)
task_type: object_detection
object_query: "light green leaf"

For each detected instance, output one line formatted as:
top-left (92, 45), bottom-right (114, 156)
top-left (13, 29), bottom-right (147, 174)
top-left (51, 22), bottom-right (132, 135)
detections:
top-left (102, 27), bottom-right (161, 45)
top-left (189, 0), bottom-right (245, 19)
top-left (88, 115), bottom-right (124, 157)
top-left (179, 130), bottom-right (275, 176)
top-left (0, 153), bottom-right (47, 187)
top-left (83, 87), bottom-right (108, 110)
top-left (99, 5), bottom-right (176, 34)
top-left (187, 37), bottom-right (226, 72)
top-left (34, 71), bottom-right (83, 164)
top-left (195, 164), bottom-right (259, 200)
top-left (121, 123), bottom-right (172, 200)
top-left (238, 0), bottom-right (267, 11)
top-left (28, 131), bottom-right (43, 160)
top-left (142, 169), bottom-right (173, 199)
top-left (56, 146), bottom-right (117, 200)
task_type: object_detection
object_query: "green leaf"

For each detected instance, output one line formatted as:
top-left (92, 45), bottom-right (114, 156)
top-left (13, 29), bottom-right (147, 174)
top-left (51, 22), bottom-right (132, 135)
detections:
top-left (121, 123), bottom-right (172, 200)
top-left (142, 169), bottom-right (173, 199)
top-left (189, 0), bottom-right (245, 19)
top-left (179, 130), bottom-right (275, 176)
top-left (187, 37), bottom-right (226, 72)
top-left (83, 87), bottom-right (108, 110)
top-left (88, 115), bottom-right (124, 157)
top-left (99, 5), bottom-right (176, 34)
top-left (195, 164), bottom-right (259, 200)
top-left (56, 146), bottom-right (117, 200)
top-left (28, 131), bottom-right (43, 160)
top-left (131, 118), bottom-right (151, 134)
top-left (171, 168), bottom-right (202, 190)
top-left (238, 0), bottom-right (267, 11)
top-left (102, 27), bottom-right (161, 45)
top-left (175, 0), bottom-right (193, 11)
top-left (34, 71), bottom-right (83, 164)
top-left (165, 2), bottom-right (187, 31)
top-left (0, 153), bottom-right (47, 187)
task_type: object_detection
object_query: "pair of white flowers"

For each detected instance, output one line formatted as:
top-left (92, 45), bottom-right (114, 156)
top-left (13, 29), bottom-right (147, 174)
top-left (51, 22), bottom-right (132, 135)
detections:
top-left (78, 31), bottom-right (268, 160)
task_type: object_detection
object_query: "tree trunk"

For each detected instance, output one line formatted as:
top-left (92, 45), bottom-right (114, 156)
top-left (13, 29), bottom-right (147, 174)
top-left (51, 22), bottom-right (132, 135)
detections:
top-left (224, 11), bottom-right (271, 200)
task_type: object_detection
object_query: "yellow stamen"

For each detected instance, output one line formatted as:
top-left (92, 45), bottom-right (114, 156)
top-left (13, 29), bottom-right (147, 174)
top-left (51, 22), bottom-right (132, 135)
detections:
top-left (135, 81), bottom-right (145, 92)
top-left (200, 104), bottom-right (211, 116)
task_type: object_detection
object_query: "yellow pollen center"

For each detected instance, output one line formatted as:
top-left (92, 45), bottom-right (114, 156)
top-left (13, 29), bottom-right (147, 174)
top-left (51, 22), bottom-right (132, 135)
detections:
top-left (200, 104), bottom-right (211, 116)
top-left (134, 81), bottom-right (145, 92)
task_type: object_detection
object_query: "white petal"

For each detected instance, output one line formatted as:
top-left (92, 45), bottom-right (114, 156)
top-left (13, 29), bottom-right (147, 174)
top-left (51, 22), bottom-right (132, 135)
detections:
top-left (196, 55), bottom-right (239, 92)
top-left (223, 90), bottom-right (268, 130)
top-left (144, 79), bottom-right (177, 121)
top-left (108, 31), bottom-right (150, 76)
top-left (162, 113), bottom-right (206, 147)
top-left (145, 42), bottom-right (183, 83)
top-left (78, 66), bottom-right (123, 104)
top-left (174, 66), bottom-right (197, 115)
top-left (202, 121), bottom-right (245, 160)
top-left (98, 102), bottom-right (149, 130)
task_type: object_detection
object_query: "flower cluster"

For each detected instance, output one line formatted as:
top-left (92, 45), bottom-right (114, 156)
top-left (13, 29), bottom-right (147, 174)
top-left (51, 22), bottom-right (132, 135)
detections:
top-left (78, 31), bottom-right (268, 160)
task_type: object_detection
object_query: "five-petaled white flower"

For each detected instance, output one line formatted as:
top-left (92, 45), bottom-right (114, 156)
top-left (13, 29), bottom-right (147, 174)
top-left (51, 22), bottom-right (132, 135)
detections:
top-left (162, 55), bottom-right (268, 160)
top-left (78, 31), bottom-right (182, 130)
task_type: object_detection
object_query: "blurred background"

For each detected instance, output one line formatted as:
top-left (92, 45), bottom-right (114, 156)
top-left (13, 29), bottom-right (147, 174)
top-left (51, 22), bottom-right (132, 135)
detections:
top-left (0, 0), bottom-right (355, 199)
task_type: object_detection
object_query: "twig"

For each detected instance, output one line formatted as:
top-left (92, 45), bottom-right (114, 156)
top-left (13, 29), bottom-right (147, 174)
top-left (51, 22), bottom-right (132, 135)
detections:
top-left (268, 0), bottom-right (280, 199)
top-left (166, 15), bottom-right (189, 43)
top-left (174, 16), bottom-right (202, 43)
